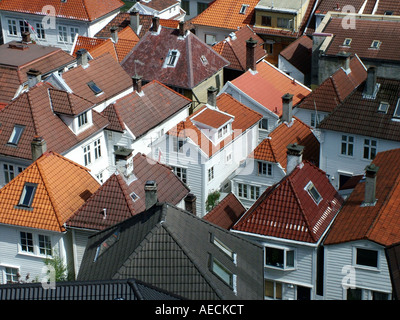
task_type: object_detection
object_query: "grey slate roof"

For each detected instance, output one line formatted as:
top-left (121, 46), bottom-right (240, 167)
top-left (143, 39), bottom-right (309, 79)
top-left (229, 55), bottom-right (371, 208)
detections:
top-left (0, 278), bottom-right (183, 300)
top-left (77, 203), bottom-right (264, 300)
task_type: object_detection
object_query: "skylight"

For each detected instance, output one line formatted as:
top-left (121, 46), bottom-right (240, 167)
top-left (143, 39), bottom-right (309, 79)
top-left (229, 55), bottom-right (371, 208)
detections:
top-left (343, 38), bottom-right (352, 46)
top-left (18, 183), bottom-right (37, 208)
top-left (239, 4), bottom-right (249, 14)
top-left (370, 40), bottom-right (381, 49)
top-left (130, 191), bottom-right (139, 202)
top-left (305, 182), bottom-right (322, 205)
top-left (94, 228), bottom-right (120, 262)
top-left (393, 98), bottom-right (400, 118)
top-left (166, 50), bottom-right (180, 67)
top-left (378, 102), bottom-right (389, 113)
top-left (87, 81), bottom-right (102, 95)
top-left (8, 125), bottom-right (25, 145)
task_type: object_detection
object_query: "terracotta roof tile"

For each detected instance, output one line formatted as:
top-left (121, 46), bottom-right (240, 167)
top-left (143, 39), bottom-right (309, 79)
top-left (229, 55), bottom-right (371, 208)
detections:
top-left (48, 88), bottom-right (94, 115)
top-left (324, 148), bottom-right (400, 246)
top-left (231, 60), bottom-right (311, 116)
top-left (233, 161), bottom-right (343, 243)
top-left (0, 0), bottom-right (124, 22)
top-left (0, 151), bottom-right (100, 232)
top-left (202, 193), bottom-right (246, 230)
top-left (191, 108), bottom-right (233, 128)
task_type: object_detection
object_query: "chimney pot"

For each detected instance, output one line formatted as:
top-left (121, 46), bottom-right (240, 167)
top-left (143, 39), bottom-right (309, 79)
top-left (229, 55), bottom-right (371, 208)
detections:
top-left (132, 75), bottom-right (142, 93)
top-left (281, 93), bottom-right (294, 123)
top-left (207, 86), bottom-right (218, 107)
top-left (31, 136), bottom-right (47, 161)
top-left (246, 37), bottom-right (258, 71)
top-left (76, 49), bottom-right (88, 67)
top-left (364, 164), bottom-right (378, 205)
top-left (286, 143), bottom-right (304, 174)
top-left (145, 180), bottom-right (158, 210)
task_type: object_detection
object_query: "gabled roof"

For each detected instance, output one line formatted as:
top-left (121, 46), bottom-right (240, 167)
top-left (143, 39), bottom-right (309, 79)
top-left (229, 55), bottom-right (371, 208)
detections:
top-left (61, 53), bottom-right (132, 105)
top-left (314, 0), bottom-right (368, 15)
top-left (0, 41), bottom-right (75, 104)
top-left (67, 153), bottom-right (190, 230)
top-left (0, 82), bottom-right (109, 160)
top-left (0, 0), bottom-right (124, 22)
top-left (167, 93), bottom-right (263, 157)
top-left (279, 35), bottom-right (312, 75)
top-left (0, 151), bottom-right (100, 232)
top-left (230, 60), bottom-right (311, 116)
top-left (103, 80), bottom-right (191, 138)
top-left (77, 202), bottom-right (264, 300)
top-left (250, 117), bottom-right (320, 168)
top-left (48, 87), bottom-right (94, 116)
top-left (120, 26), bottom-right (229, 90)
top-left (136, 0), bottom-right (179, 12)
top-left (233, 161), bottom-right (343, 243)
top-left (212, 25), bottom-right (266, 71)
top-left (203, 193), bottom-right (246, 230)
top-left (318, 76), bottom-right (400, 142)
top-left (296, 55), bottom-right (367, 113)
top-left (324, 148), bottom-right (400, 246)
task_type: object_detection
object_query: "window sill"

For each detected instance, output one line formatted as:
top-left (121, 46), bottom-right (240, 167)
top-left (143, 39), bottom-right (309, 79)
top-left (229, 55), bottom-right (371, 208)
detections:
top-left (264, 265), bottom-right (296, 272)
top-left (17, 251), bottom-right (51, 259)
top-left (354, 265), bottom-right (380, 272)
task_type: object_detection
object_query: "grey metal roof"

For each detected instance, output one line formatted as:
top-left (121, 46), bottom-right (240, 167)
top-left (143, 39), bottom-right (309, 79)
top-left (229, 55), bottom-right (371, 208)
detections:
top-left (0, 278), bottom-right (183, 300)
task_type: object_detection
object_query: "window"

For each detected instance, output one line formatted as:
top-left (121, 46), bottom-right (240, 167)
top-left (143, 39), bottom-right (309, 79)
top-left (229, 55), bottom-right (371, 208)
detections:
top-left (258, 161), bottom-right (272, 176)
top-left (210, 256), bottom-right (235, 288)
top-left (378, 101), bottom-right (389, 113)
top-left (265, 280), bottom-right (282, 300)
top-left (239, 4), bottom-right (249, 14)
top-left (35, 23), bottom-right (45, 39)
top-left (393, 98), bottom-right (400, 118)
top-left (208, 166), bottom-right (214, 181)
top-left (238, 183), bottom-right (247, 198)
top-left (3, 164), bottom-right (24, 184)
top-left (341, 135), bottom-right (354, 156)
top-left (70, 27), bottom-right (79, 42)
top-left (205, 34), bottom-right (216, 45)
top-left (7, 19), bottom-right (17, 36)
top-left (200, 55), bottom-right (208, 66)
top-left (370, 40), bottom-right (381, 49)
top-left (306, 182), bottom-right (322, 204)
top-left (96, 172), bottom-right (103, 183)
top-left (212, 235), bottom-right (236, 261)
top-left (94, 229), bottom-right (121, 262)
top-left (238, 183), bottom-right (260, 200)
top-left (38, 235), bottom-right (52, 256)
top-left (384, 11), bottom-right (393, 15)
top-left (58, 25), bottom-right (67, 42)
top-left (172, 166), bottom-right (187, 184)
top-left (83, 145), bottom-right (91, 166)
top-left (5, 267), bottom-right (19, 284)
top-left (181, 0), bottom-right (190, 15)
top-left (78, 112), bottom-right (88, 127)
top-left (363, 139), bottom-right (377, 160)
top-left (94, 139), bottom-right (101, 160)
top-left (249, 185), bottom-right (260, 200)
top-left (311, 113), bottom-right (323, 127)
top-left (356, 248), bottom-right (378, 268)
top-left (261, 15), bottom-right (272, 27)
top-left (372, 291), bottom-right (389, 300)
top-left (265, 247), bottom-right (295, 269)
top-left (18, 183), bottom-right (37, 208)
top-left (19, 20), bottom-right (29, 34)
top-left (347, 288), bottom-right (362, 300)
top-left (130, 191), bottom-right (139, 202)
top-left (166, 50), bottom-right (179, 67)
top-left (197, 2), bottom-right (208, 14)
top-left (87, 81), bottom-right (103, 95)
top-left (258, 118), bottom-right (268, 130)
top-left (8, 125), bottom-right (25, 145)
top-left (20, 232), bottom-right (34, 253)
top-left (343, 38), bottom-right (352, 46)
top-left (173, 137), bottom-right (184, 153)
top-left (218, 125), bottom-right (228, 139)
top-left (277, 18), bottom-right (291, 29)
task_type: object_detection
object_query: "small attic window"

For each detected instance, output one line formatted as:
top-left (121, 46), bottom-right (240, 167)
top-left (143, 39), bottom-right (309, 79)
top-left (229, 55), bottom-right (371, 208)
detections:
top-left (200, 55), bottom-right (208, 66)
top-left (130, 191), bottom-right (139, 202)
top-left (343, 38), bottom-right (352, 46)
top-left (87, 81), bottom-right (102, 95)
top-left (378, 102), bottom-right (389, 113)
top-left (8, 125), bottom-right (25, 146)
top-left (18, 183), bottom-right (37, 208)
top-left (370, 40), bottom-right (381, 49)
top-left (166, 50), bottom-right (180, 67)
top-left (239, 4), bottom-right (249, 14)
top-left (305, 182), bottom-right (322, 205)
top-left (393, 98), bottom-right (400, 118)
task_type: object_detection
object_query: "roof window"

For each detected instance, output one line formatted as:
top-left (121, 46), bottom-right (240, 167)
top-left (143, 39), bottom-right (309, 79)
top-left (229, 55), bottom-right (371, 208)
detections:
top-left (18, 183), bottom-right (37, 208)
top-left (200, 55), bottom-right (208, 66)
top-left (8, 125), bottom-right (25, 146)
top-left (130, 191), bottom-right (139, 202)
top-left (165, 50), bottom-right (180, 67)
top-left (378, 102), bottom-right (389, 113)
top-left (94, 228), bottom-right (120, 262)
top-left (87, 81), bottom-right (103, 95)
top-left (239, 4), bottom-right (249, 14)
top-left (393, 98), bottom-right (400, 118)
top-left (370, 40), bottom-right (381, 49)
top-left (343, 38), bottom-right (352, 46)
top-left (305, 181), bottom-right (322, 205)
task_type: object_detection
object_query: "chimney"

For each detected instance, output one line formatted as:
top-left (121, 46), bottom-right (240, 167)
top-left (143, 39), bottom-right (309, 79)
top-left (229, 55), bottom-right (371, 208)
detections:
top-left (184, 193), bottom-right (197, 215)
top-left (144, 180), bottom-right (158, 210)
top-left (76, 48), bottom-right (88, 67)
top-left (129, 9), bottom-right (140, 34)
top-left (110, 26), bottom-right (118, 43)
top-left (364, 164), bottom-right (378, 206)
top-left (207, 86), bottom-right (218, 107)
top-left (281, 93), bottom-right (294, 123)
top-left (179, 21), bottom-right (186, 37)
top-left (337, 51), bottom-right (351, 73)
top-left (364, 66), bottom-right (377, 97)
top-left (27, 69), bottom-right (42, 88)
top-left (151, 16), bottom-right (160, 32)
top-left (21, 31), bottom-right (31, 43)
top-left (31, 136), bottom-right (47, 161)
top-left (286, 143), bottom-right (304, 174)
top-left (132, 75), bottom-right (142, 93)
top-left (246, 37), bottom-right (258, 71)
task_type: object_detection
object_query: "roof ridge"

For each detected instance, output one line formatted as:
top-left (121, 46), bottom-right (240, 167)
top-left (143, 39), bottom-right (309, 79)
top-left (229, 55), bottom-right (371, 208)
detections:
top-left (186, 32), bottom-right (194, 89)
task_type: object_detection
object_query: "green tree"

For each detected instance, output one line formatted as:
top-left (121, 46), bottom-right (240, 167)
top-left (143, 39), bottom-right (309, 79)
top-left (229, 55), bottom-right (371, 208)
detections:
top-left (206, 190), bottom-right (220, 212)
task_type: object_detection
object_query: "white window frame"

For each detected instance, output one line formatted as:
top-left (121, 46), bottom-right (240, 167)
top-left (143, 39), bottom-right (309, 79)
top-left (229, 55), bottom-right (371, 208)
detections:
top-left (35, 22), bottom-right (45, 39)
top-left (19, 231), bottom-right (52, 257)
top-left (238, 183), bottom-right (260, 200)
top-left (209, 255), bottom-right (236, 292)
top-left (264, 245), bottom-right (295, 270)
top-left (353, 247), bottom-right (379, 270)
top-left (78, 111), bottom-right (88, 128)
top-left (70, 27), bottom-right (79, 43)
top-left (83, 144), bottom-right (91, 166)
top-left (258, 161), bottom-right (272, 176)
top-left (19, 20), bottom-right (29, 35)
top-left (341, 135), bottom-right (354, 157)
top-left (239, 4), bottom-right (249, 14)
top-left (305, 181), bottom-right (322, 205)
top-left (208, 166), bottom-right (214, 182)
top-left (18, 183), bottom-right (37, 208)
top-left (211, 234), bottom-right (237, 263)
top-left (165, 50), bottom-right (180, 67)
top-left (58, 25), bottom-right (68, 42)
top-left (172, 166), bottom-right (187, 184)
top-left (8, 125), bottom-right (25, 145)
top-left (7, 18), bottom-right (17, 36)
top-left (205, 34), bottom-right (216, 45)
top-left (3, 163), bottom-right (24, 184)
top-left (258, 118), bottom-right (269, 131)
top-left (94, 139), bottom-right (102, 160)
top-left (363, 138), bottom-right (377, 160)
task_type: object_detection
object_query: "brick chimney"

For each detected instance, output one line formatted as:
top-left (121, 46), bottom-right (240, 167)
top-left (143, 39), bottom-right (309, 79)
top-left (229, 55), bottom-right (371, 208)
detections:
top-left (27, 69), bottom-right (42, 88)
top-left (31, 136), bottom-right (47, 161)
top-left (151, 16), bottom-right (160, 32)
top-left (76, 48), bottom-right (88, 67)
top-left (145, 180), bottom-right (158, 210)
top-left (179, 21), bottom-right (186, 37)
top-left (246, 37), bottom-right (258, 71)
top-left (184, 193), bottom-right (197, 215)
top-left (364, 164), bottom-right (378, 206)
top-left (21, 31), bottom-right (31, 43)
top-left (286, 143), bottom-right (304, 174)
top-left (281, 93), bottom-right (294, 123)
top-left (110, 26), bottom-right (118, 43)
top-left (132, 75), bottom-right (142, 93)
top-left (364, 66), bottom-right (377, 97)
top-left (129, 9), bottom-right (140, 34)
top-left (207, 86), bottom-right (218, 107)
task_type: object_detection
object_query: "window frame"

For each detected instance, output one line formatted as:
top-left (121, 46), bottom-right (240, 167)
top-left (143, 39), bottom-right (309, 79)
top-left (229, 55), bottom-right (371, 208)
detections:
top-left (7, 18), bottom-right (17, 36)
top-left (363, 138), bottom-right (377, 160)
top-left (239, 4), bottom-right (249, 14)
top-left (172, 166), bottom-right (187, 184)
top-left (258, 161), bottom-right (272, 176)
top-left (305, 181), bottom-right (322, 205)
top-left (209, 255), bottom-right (236, 291)
top-left (8, 125), bottom-right (25, 146)
top-left (354, 247), bottom-right (379, 270)
top-left (70, 27), bottom-right (79, 43)
top-left (208, 166), bottom-right (214, 182)
top-left (205, 33), bottom-right (216, 45)
top-left (78, 111), bottom-right (88, 128)
top-left (265, 246), bottom-right (295, 270)
top-left (17, 183), bottom-right (37, 208)
top-left (94, 139), bottom-right (102, 160)
top-left (58, 25), bottom-right (68, 42)
top-left (83, 144), bottom-right (91, 166)
top-left (264, 279), bottom-right (282, 300)
top-left (19, 20), bottom-right (29, 35)
top-left (341, 135), bottom-right (354, 157)
top-left (165, 50), bottom-right (180, 67)
top-left (35, 22), bottom-right (45, 39)
top-left (3, 163), bottom-right (24, 184)
top-left (261, 15), bottom-right (272, 27)
top-left (277, 17), bottom-right (291, 29)
top-left (211, 234), bottom-right (237, 263)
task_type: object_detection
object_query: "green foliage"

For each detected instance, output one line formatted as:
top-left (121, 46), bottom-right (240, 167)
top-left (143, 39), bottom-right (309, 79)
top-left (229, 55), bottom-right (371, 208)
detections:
top-left (43, 252), bottom-right (70, 282)
top-left (206, 190), bottom-right (220, 212)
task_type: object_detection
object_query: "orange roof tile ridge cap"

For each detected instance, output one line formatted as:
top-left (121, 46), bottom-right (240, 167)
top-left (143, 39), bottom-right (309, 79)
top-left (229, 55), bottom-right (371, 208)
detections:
top-left (81, 0), bottom-right (92, 21)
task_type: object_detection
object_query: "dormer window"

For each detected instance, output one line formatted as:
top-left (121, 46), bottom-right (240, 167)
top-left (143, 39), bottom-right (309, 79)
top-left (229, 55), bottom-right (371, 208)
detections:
top-left (18, 183), bottom-right (37, 208)
top-left (378, 102), bottom-right (389, 113)
top-left (78, 111), bottom-right (88, 128)
top-left (166, 50), bottom-right (180, 67)
top-left (305, 181), bottom-right (322, 205)
top-left (8, 125), bottom-right (25, 146)
top-left (87, 81), bottom-right (103, 95)
top-left (343, 38), bottom-right (352, 46)
top-left (370, 40), bottom-right (381, 49)
top-left (217, 124), bottom-right (228, 139)
top-left (239, 4), bottom-right (249, 14)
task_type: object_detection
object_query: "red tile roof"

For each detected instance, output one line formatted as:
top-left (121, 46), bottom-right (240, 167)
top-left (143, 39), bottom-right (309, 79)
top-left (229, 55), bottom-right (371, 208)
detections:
top-left (324, 148), bottom-right (400, 246)
top-left (250, 117), bottom-right (320, 168)
top-left (168, 93), bottom-right (262, 157)
top-left (212, 25), bottom-right (266, 72)
top-left (231, 60), bottom-right (311, 116)
top-left (0, 151), bottom-right (100, 232)
top-left (203, 193), bottom-right (246, 230)
top-left (295, 55), bottom-right (367, 113)
top-left (279, 35), bottom-right (312, 75)
top-left (192, 108), bottom-right (233, 129)
top-left (0, 0), bottom-right (124, 22)
top-left (233, 161), bottom-right (343, 243)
